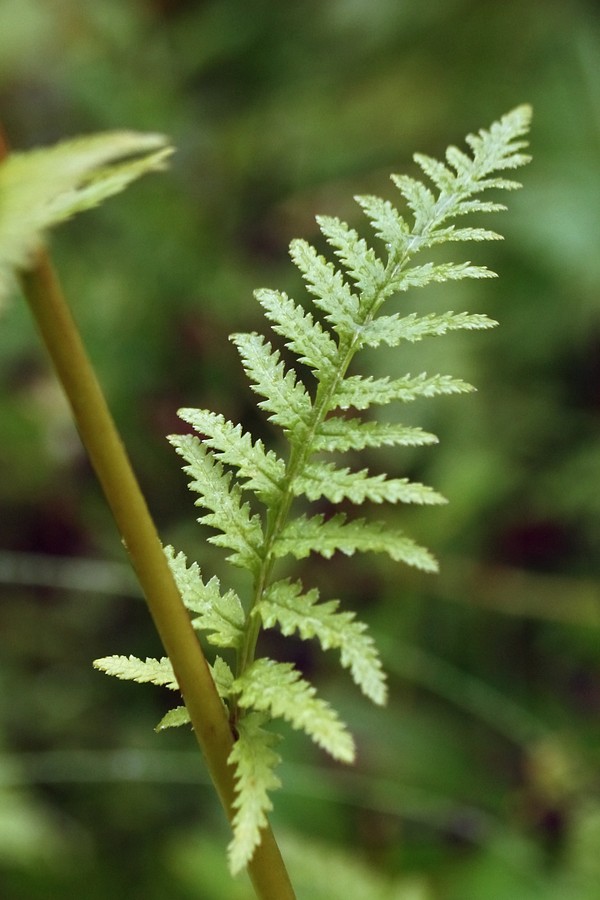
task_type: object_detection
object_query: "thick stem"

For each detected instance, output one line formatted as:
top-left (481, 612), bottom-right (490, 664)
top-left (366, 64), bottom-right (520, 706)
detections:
top-left (3, 132), bottom-right (295, 896)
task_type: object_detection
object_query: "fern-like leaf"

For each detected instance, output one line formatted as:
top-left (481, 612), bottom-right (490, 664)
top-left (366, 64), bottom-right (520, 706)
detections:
top-left (176, 408), bottom-right (285, 504)
top-left (313, 417), bottom-right (438, 453)
top-left (93, 655), bottom-right (178, 689)
top-left (165, 546), bottom-right (245, 649)
top-left (168, 434), bottom-right (263, 571)
top-left (255, 579), bottom-right (387, 704)
top-left (231, 332), bottom-right (313, 432)
top-left (330, 372), bottom-right (475, 412)
top-left (293, 462), bottom-right (446, 505)
top-left (233, 659), bottom-right (355, 762)
top-left (273, 512), bottom-right (438, 571)
top-left (94, 107), bottom-right (531, 878)
top-left (227, 712), bottom-right (282, 875)
top-left (255, 287), bottom-right (339, 379)
top-left (356, 310), bottom-right (497, 349)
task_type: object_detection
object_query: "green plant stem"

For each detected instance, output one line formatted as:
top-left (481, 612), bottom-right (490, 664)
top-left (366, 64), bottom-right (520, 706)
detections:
top-left (17, 249), bottom-right (296, 900)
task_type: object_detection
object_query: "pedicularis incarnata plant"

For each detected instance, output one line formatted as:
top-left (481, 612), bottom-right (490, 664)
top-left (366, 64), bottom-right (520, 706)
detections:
top-left (1, 107), bottom-right (530, 894)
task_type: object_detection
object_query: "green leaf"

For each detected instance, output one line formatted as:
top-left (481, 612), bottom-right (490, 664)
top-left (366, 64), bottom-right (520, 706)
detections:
top-left (273, 513), bottom-right (439, 572)
top-left (390, 260), bottom-right (497, 293)
top-left (164, 546), bottom-right (245, 649)
top-left (231, 332), bottom-right (313, 432)
top-left (292, 461), bottom-right (446, 505)
top-left (316, 215), bottom-right (387, 299)
top-left (289, 238), bottom-right (360, 335)
top-left (155, 705), bottom-right (191, 732)
top-left (255, 579), bottom-right (387, 705)
top-left (211, 655), bottom-right (235, 698)
top-left (176, 408), bottom-right (285, 505)
top-left (357, 310), bottom-right (497, 349)
top-left (168, 434), bottom-right (263, 572)
top-left (227, 712), bottom-right (282, 875)
top-left (0, 131), bottom-right (172, 302)
top-left (330, 373), bottom-right (475, 412)
top-left (93, 655), bottom-right (178, 689)
top-left (313, 417), bottom-right (438, 453)
top-left (233, 659), bottom-right (355, 762)
top-left (354, 193), bottom-right (410, 252)
top-left (255, 287), bottom-right (338, 378)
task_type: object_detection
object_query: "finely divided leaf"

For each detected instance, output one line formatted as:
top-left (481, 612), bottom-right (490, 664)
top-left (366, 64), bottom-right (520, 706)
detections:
top-left (293, 461), bottom-right (446, 505)
top-left (227, 712), bottom-right (282, 875)
top-left (313, 417), bottom-right (438, 453)
top-left (233, 659), bottom-right (355, 762)
top-left (93, 655), bottom-right (179, 689)
top-left (165, 546), bottom-right (245, 648)
top-left (316, 215), bottom-right (387, 299)
top-left (354, 194), bottom-right (410, 253)
top-left (390, 261), bottom-right (496, 294)
top-left (330, 373), bottom-right (475, 412)
top-left (231, 332), bottom-right (313, 432)
top-left (256, 579), bottom-right (387, 705)
top-left (273, 513), bottom-right (439, 571)
top-left (255, 287), bottom-right (339, 378)
top-left (289, 238), bottom-right (360, 334)
top-left (168, 434), bottom-right (263, 571)
top-left (357, 311), bottom-right (497, 349)
top-left (176, 408), bottom-right (285, 504)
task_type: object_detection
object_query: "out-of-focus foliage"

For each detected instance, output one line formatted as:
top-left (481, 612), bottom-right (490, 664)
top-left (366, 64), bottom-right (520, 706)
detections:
top-left (1, 1), bottom-right (599, 898)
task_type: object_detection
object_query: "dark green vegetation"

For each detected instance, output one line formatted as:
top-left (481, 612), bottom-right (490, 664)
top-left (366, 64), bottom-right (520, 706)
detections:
top-left (1, 3), bottom-right (599, 899)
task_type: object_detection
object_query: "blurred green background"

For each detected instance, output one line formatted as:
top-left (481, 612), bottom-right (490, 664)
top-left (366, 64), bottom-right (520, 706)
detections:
top-left (1, 1), bottom-right (600, 897)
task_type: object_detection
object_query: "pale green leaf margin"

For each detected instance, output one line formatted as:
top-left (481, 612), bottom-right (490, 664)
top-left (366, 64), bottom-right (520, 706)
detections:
top-left (0, 131), bottom-right (173, 304)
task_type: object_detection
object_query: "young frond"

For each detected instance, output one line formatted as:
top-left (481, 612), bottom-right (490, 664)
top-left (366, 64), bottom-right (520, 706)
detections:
top-left (98, 106), bottom-right (531, 881)
top-left (165, 547), bottom-right (245, 649)
top-left (273, 513), bottom-right (439, 572)
top-left (233, 659), bottom-right (355, 762)
top-left (228, 712), bottom-right (282, 875)
top-left (292, 461), bottom-right (446, 506)
top-left (93, 655), bottom-right (179, 690)
top-left (168, 434), bottom-right (263, 571)
top-left (255, 579), bottom-right (387, 704)
top-left (176, 408), bottom-right (285, 505)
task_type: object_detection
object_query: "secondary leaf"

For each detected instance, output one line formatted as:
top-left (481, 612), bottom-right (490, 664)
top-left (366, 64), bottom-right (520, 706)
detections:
top-left (0, 131), bottom-right (172, 302)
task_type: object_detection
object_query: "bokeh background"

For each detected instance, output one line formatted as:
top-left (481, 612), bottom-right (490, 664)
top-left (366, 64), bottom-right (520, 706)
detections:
top-left (1, 1), bottom-right (600, 898)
